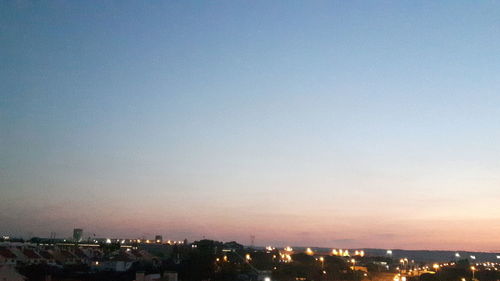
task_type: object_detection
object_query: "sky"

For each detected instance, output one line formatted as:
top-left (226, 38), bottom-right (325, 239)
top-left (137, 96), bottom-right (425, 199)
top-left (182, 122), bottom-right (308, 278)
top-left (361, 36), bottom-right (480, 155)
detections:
top-left (1, 0), bottom-right (500, 251)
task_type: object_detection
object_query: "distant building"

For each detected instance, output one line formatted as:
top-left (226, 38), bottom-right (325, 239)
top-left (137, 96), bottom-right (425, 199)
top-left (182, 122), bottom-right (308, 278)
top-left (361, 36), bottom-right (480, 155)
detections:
top-left (73, 229), bottom-right (83, 242)
top-left (155, 235), bottom-right (162, 244)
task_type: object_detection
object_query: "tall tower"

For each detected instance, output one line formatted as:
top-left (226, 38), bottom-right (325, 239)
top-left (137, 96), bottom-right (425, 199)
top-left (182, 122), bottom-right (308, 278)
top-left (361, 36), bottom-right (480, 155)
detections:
top-left (155, 235), bottom-right (163, 243)
top-left (73, 228), bottom-right (83, 242)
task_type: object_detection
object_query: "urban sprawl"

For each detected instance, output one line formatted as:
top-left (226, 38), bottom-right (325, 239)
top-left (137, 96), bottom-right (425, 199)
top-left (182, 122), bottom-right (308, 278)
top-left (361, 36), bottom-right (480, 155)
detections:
top-left (1, 229), bottom-right (500, 281)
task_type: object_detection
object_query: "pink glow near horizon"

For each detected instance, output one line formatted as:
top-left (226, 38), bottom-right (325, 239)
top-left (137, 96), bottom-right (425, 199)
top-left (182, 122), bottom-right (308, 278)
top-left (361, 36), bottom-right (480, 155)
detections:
top-left (3, 194), bottom-right (500, 251)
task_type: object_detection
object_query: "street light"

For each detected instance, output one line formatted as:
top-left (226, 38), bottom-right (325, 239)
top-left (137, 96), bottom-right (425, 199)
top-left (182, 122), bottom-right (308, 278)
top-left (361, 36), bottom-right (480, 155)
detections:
top-left (471, 266), bottom-right (476, 280)
top-left (306, 248), bottom-right (314, 255)
top-left (351, 259), bottom-right (356, 280)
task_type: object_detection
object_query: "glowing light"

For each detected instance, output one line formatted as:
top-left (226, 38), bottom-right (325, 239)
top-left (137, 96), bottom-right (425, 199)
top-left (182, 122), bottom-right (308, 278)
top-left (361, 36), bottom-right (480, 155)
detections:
top-left (246, 254), bottom-right (251, 261)
top-left (306, 248), bottom-right (314, 255)
top-left (387, 250), bottom-right (393, 255)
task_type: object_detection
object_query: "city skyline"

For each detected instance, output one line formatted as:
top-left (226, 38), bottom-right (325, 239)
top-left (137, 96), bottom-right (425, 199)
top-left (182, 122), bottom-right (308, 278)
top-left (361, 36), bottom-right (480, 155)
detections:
top-left (2, 1), bottom-right (500, 252)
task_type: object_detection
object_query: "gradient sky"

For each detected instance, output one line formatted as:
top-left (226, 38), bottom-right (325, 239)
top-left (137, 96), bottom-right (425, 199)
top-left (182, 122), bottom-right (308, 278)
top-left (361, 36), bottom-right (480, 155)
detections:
top-left (2, 0), bottom-right (500, 251)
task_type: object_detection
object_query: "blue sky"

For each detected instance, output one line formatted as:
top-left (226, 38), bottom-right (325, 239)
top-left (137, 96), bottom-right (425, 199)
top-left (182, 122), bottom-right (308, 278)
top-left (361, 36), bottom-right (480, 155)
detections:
top-left (1, 0), bottom-right (500, 250)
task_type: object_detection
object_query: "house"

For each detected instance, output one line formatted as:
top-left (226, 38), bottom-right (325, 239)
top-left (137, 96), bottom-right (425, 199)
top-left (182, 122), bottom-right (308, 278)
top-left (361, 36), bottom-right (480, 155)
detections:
top-left (86, 249), bottom-right (104, 260)
top-left (72, 248), bottom-right (90, 264)
top-left (52, 250), bottom-right (79, 265)
top-left (130, 249), bottom-right (154, 261)
top-left (162, 271), bottom-right (178, 281)
top-left (38, 250), bottom-right (57, 266)
top-left (0, 265), bottom-right (26, 281)
top-left (21, 249), bottom-right (43, 265)
top-left (134, 271), bottom-right (178, 281)
top-left (128, 249), bottom-right (160, 267)
top-left (94, 252), bottom-right (135, 272)
top-left (222, 241), bottom-right (244, 253)
top-left (0, 248), bottom-right (17, 266)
